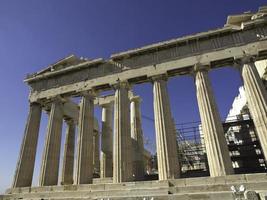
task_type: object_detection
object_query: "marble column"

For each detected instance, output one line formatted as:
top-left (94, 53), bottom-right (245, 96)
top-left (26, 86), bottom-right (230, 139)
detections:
top-left (130, 96), bottom-right (145, 180)
top-left (194, 66), bottom-right (233, 177)
top-left (241, 60), bottom-right (267, 161)
top-left (113, 82), bottom-right (133, 183)
top-left (93, 119), bottom-right (100, 174)
top-left (76, 92), bottom-right (94, 184)
top-left (61, 119), bottom-right (75, 185)
top-left (100, 102), bottom-right (113, 178)
top-left (12, 102), bottom-right (42, 188)
top-left (40, 100), bottom-right (63, 186)
top-left (152, 75), bottom-right (180, 180)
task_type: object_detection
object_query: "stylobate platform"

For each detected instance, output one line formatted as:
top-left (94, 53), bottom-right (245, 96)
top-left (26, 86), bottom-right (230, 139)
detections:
top-left (1, 173), bottom-right (267, 200)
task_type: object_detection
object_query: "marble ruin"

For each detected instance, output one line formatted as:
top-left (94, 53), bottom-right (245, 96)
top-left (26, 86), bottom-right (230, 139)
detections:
top-left (2, 6), bottom-right (267, 200)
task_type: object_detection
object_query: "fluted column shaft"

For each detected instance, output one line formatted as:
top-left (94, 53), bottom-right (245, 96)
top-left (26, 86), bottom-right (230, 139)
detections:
top-left (195, 68), bottom-right (233, 177)
top-left (40, 100), bottom-right (63, 186)
top-left (100, 103), bottom-right (113, 178)
top-left (113, 82), bottom-right (132, 183)
top-left (13, 103), bottom-right (42, 188)
top-left (93, 122), bottom-right (100, 174)
top-left (76, 93), bottom-right (94, 184)
top-left (241, 61), bottom-right (267, 161)
top-left (61, 119), bottom-right (75, 185)
top-left (130, 96), bottom-right (145, 180)
top-left (153, 76), bottom-right (179, 180)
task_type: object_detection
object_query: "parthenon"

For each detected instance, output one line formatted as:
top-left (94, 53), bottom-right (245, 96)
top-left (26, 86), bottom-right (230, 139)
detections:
top-left (2, 5), bottom-right (267, 200)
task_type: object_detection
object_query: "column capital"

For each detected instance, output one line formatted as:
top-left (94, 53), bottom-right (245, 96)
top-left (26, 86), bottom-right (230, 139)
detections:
top-left (101, 101), bottom-right (114, 109)
top-left (43, 97), bottom-right (63, 114)
top-left (64, 118), bottom-right (75, 125)
top-left (150, 74), bottom-right (168, 82)
top-left (112, 81), bottom-right (131, 90)
top-left (29, 101), bottom-right (42, 107)
top-left (80, 90), bottom-right (97, 99)
top-left (48, 95), bottom-right (65, 103)
top-left (192, 64), bottom-right (210, 74)
top-left (234, 55), bottom-right (256, 66)
top-left (130, 95), bottom-right (142, 103)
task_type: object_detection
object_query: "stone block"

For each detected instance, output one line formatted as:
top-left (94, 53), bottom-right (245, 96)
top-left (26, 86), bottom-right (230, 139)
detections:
top-left (245, 182), bottom-right (267, 191)
top-left (9, 187), bottom-right (31, 194)
top-left (185, 176), bottom-right (216, 186)
top-left (168, 178), bottom-right (186, 187)
top-left (214, 176), bottom-right (227, 185)
top-left (90, 183), bottom-right (106, 191)
top-left (93, 177), bottom-right (113, 184)
top-left (173, 184), bottom-right (229, 194)
top-left (30, 185), bottom-right (51, 193)
top-left (63, 184), bottom-right (78, 191)
top-left (225, 174), bottom-right (246, 184)
top-left (186, 192), bottom-right (233, 200)
top-left (245, 173), bottom-right (267, 183)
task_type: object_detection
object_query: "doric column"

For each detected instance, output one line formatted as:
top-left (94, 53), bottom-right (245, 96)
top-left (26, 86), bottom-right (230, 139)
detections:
top-left (76, 91), bottom-right (95, 184)
top-left (113, 82), bottom-right (133, 183)
top-left (100, 102), bottom-right (113, 178)
top-left (61, 119), bottom-right (75, 185)
top-left (130, 96), bottom-right (145, 180)
top-left (240, 59), bottom-right (267, 162)
top-left (40, 100), bottom-right (63, 186)
top-left (12, 102), bottom-right (42, 188)
top-left (152, 75), bottom-right (180, 180)
top-left (194, 66), bottom-right (233, 177)
top-left (93, 119), bottom-right (100, 174)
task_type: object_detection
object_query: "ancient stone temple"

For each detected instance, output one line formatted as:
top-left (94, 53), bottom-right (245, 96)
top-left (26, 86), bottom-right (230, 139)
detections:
top-left (2, 6), bottom-right (267, 200)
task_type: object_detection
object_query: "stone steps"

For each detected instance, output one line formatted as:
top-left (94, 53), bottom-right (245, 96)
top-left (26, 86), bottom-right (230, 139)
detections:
top-left (3, 173), bottom-right (267, 200)
top-left (92, 191), bottom-right (234, 200)
top-left (2, 191), bottom-right (234, 200)
top-left (3, 186), bottom-right (170, 200)
top-left (168, 174), bottom-right (267, 195)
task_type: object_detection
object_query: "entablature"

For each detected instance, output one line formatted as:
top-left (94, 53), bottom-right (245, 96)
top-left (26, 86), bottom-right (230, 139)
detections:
top-left (25, 7), bottom-right (267, 102)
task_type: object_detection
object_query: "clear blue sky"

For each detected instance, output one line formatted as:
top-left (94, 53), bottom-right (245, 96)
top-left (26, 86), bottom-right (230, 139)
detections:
top-left (0, 0), bottom-right (265, 193)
